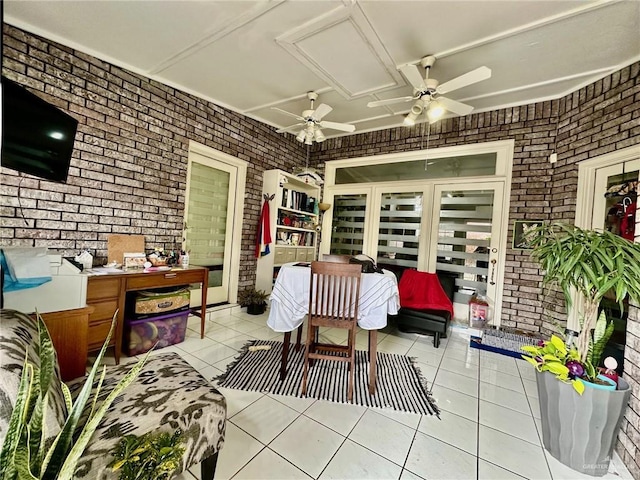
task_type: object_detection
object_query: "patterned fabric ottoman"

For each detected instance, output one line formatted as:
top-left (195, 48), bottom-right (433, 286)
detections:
top-left (0, 309), bottom-right (226, 479)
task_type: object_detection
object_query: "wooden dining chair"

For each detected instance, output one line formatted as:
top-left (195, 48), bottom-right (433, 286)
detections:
top-left (321, 254), bottom-right (351, 263)
top-left (301, 261), bottom-right (362, 401)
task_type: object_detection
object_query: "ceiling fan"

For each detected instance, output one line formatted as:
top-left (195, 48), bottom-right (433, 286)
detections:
top-left (367, 55), bottom-right (491, 126)
top-left (273, 91), bottom-right (356, 144)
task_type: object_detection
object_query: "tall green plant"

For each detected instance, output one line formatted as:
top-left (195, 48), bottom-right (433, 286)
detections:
top-left (528, 222), bottom-right (640, 363)
top-left (0, 313), bottom-right (151, 480)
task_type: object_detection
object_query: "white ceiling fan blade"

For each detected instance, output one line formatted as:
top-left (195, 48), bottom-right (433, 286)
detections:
top-left (436, 66), bottom-right (491, 95)
top-left (276, 123), bottom-right (304, 133)
top-left (438, 96), bottom-right (474, 116)
top-left (367, 96), bottom-right (415, 108)
top-left (313, 103), bottom-right (332, 121)
top-left (400, 63), bottom-right (426, 90)
top-left (319, 120), bottom-right (356, 133)
top-left (271, 107), bottom-right (304, 121)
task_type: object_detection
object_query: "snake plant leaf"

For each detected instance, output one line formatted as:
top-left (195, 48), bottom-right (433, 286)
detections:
top-left (0, 360), bottom-right (33, 480)
top-left (27, 392), bottom-right (47, 474)
top-left (14, 427), bottom-right (37, 480)
top-left (56, 350), bottom-right (152, 480)
top-left (35, 316), bottom-right (55, 406)
top-left (60, 383), bottom-right (73, 412)
top-left (42, 313), bottom-right (118, 478)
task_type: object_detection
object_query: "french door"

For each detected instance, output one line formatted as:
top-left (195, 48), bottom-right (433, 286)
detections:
top-left (322, 181), bottom-right (506, 323)
top-left (184, 143), bottom-right (246, 306)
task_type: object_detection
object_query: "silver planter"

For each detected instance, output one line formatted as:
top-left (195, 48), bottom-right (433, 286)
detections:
top-left (536, 370), bottom-right (631, 476)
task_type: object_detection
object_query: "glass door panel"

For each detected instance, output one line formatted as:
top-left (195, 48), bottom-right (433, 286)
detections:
top-left (375, 191), bottom-right (424, 273)
top-left (329, 193), bottom-right (368, 256)
top-left (184, 153), bottom-right (237, 306)
top-left (429, 183), bottom-right (504, 323)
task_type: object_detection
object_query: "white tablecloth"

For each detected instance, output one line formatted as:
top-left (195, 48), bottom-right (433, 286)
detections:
top-left (267, 263), bottom-right (400, 332)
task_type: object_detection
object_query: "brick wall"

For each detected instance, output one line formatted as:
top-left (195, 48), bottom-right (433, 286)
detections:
top-left (1, 24), bottom-right (306, 290)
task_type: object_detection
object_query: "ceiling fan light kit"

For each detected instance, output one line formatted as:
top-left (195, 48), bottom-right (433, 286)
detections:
top-left (368, 55), bottom-right (491, 127)
top-left (273, 91), bottom-right (355, 144)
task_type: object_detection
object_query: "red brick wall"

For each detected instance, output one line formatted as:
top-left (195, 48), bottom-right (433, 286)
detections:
top-left (1, 24), bottom-right (306, 290)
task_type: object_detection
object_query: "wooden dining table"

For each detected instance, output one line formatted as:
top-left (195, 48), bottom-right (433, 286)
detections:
top-left (267, 262), bottom-right (400, 394)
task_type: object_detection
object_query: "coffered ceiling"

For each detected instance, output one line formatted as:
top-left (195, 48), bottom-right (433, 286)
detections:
top-left (5, 0), bottom-right (640, 139)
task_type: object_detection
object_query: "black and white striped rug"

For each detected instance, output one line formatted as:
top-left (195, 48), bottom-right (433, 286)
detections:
top-left (215, 339), bottom-right (439, 416)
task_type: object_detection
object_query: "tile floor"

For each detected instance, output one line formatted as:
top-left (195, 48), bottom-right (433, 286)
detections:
top-left (120, 308), bottom-right (632, 480)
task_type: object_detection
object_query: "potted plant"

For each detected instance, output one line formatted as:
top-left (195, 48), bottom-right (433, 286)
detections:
top-left (521, 222), bottom-right (640, 476)
top-left (0, 314), bottom-right (151, 480)
top-left (238, 288), bottom-right (269, 315)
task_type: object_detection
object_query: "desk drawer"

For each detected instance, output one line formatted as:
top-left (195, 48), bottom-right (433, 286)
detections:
top-left (89, 299), bottom-right (119, 323)
top-left (126, 270), bottom-right (204, 290)
top-left (88, 320), bottom-right (115, 351)
top-left (87, 277), bottom-right (121, 300)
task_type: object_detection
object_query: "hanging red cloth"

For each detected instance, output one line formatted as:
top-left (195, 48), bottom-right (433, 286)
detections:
top-left (255, 195), bottom-right (273, 258)
top-left (620, 200), bottom-right (636, 241)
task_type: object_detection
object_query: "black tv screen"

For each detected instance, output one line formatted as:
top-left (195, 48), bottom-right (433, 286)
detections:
top-left (1, 76), bottom-right (78, 183)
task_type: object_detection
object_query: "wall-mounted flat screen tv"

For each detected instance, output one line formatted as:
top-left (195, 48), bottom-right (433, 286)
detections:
top-left (1, 76), bottom-right (78, 183)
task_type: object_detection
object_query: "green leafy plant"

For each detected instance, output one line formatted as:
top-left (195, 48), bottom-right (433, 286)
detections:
top-left (522, 310), bottom-right (614, 394)
top-left (110, 430), bottom-right (185, 480)
top-left (0, 312), bottom-right (151, 480)
top-left (238, 288), bottom-right (269, 307)
top-left (521, 222), bottom-right (640, 393)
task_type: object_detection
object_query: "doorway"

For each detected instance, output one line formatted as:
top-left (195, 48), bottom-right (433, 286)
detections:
top-left (184, 141), bottom-right (247, 307)
top-left (321, 141), bottom-right (513, 324)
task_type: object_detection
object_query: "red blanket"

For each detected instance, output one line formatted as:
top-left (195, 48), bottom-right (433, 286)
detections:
top-left (398, 269), bottom-right (453, 316)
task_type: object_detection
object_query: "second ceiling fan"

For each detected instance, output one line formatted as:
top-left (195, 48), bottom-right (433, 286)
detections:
top-left (368, 55), bottom-right (491, 125)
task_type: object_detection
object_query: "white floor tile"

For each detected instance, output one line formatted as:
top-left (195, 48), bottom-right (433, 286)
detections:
top-left (268, 393), bottom-right (316, 413)
top-left (319, 439), bottom-right (403, 480)
top-left (231, 395), bottom-right (300, 444)
top-left (431, 385), bottom-right (478, 422)
top-left (434, 370), bottom-right (479, 397)
top-left (218, 387), bottom-right (264, 418)
top-left (443, 347), bottom-right (480, 365)
top-left (400, 469), bottom-right (426, 480)
top-left (418, 410), bottom-right (478, 455)
top-left (406, 345), bottom-right (444, 367)
top-left (478, 459), bottom-right (527, 479)
top-left (479, 382), bottom-right (532, 416)
top-left (478, 425), bottom-right (551, 479)
top-left (190, 342), bottom-right (238, 365)
top-left (375, 407), bottom-right (421, 429)
top-left (233, 447), bottom-right (312, 480)
top-left (304, 399), bottom-right (366, 436)
top-left (479, 400), bottom-right (540, 445)
top-left (544, 449), bottom-right (626, 480)
top-left (348, 409), bottom-right (415, 466)
top-left (480, 368), bottom-right (525, 394)
top-left (269, 415), bottom-right (344, 478)
top-left (523, 378), bottom-right (540, 398)
top-left (439, 357), bottom-right (479, 379)
top-left (177, 333), bottom-right (219, 353)
top-left (219, 333), bottom-right (254, 351)
top-left (405, 431), bottom-right (477, 480)
top-left (214, 423), bottom-right (264, 480)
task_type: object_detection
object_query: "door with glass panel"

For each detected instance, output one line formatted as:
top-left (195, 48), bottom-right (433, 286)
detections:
top-left (184, 152), bottom-right (239, 306)
top-left (324, 190), bottom-right (372, 257)
top-left (371, 188), bottom-right (430, 275)
top-left (428, 182), bottom-right (505, 323)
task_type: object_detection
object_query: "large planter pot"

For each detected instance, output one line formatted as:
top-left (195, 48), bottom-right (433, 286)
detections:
top-left (536, 370), bottom-right (631, 476)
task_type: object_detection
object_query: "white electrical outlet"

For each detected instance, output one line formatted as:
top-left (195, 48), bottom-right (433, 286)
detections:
top-left (549, 153), bottom-right (558, 163)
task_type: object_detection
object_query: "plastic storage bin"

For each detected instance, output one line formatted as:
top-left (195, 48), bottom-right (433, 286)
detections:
top-left (131, 287), bottom-right (190, 319)
top-left (124, 310), bottom-right (189, 356)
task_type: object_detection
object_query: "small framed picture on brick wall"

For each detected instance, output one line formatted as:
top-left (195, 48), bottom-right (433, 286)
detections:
top-left (513, 220), bottom-right (543, 249)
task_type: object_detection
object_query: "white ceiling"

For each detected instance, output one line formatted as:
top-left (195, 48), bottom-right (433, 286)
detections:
top-left (5, 0), bottom-right (640, 139)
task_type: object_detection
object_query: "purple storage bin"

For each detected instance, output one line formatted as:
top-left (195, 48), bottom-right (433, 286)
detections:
top-left (124, 310), bottom-right (189, 356)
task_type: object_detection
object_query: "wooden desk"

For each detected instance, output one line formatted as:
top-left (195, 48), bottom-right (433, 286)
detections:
top-left (86, 266), bottom-right (208, 364)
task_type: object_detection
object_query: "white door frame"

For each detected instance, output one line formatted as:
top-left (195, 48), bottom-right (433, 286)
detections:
top-left (186, 140), bottom-right (247, 305)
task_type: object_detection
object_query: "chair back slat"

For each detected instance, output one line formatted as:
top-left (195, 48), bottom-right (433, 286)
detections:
top-left (309, 261), bottom-right (361, 323)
